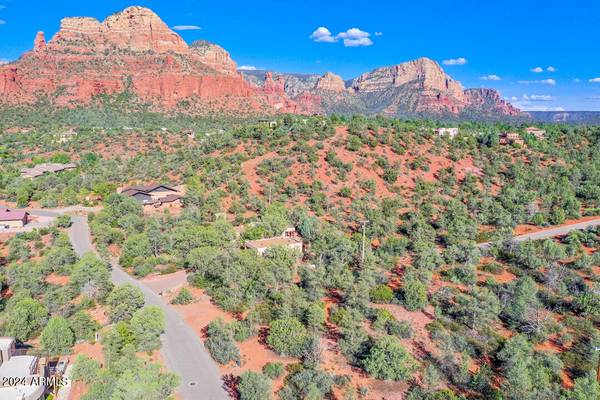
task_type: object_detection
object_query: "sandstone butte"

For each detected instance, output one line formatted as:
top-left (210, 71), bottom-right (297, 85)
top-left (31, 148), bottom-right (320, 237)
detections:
top-left (0, 6), bottom-right (520, 117)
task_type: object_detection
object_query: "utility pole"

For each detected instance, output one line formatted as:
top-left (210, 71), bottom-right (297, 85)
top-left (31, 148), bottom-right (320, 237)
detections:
top-left (595, 347), bottom-right (600, 383)
top-left (359, 220), bottom-right (369, 266)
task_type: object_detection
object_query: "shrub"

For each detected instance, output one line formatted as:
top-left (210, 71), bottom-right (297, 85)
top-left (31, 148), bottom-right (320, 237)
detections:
top-left (479, 263), bottom-right (503, 275)
top-left (267, 318), bottom-right (309, 357)
top-left (205, 320), bottom-right (240, 365)
top-left (401, 275), bottom-right (428, 311)
top-left (231, 319), bottom-right (256, 342)
top-left (263, 362), bottom-right (285, 379)
top-left (363, 335), bottom-right (417, 380)
top-left (171, 287), bottom-right (194, 305)
top-left (238, 371), bottom-right (272, 400)
top-left (54, 215), bottom-right (72, 228)
top-left (370, 285), bottom-right (394, 303)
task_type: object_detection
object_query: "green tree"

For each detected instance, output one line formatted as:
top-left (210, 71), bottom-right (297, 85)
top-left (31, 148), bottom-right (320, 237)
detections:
top-left (5, 297), bottom-right (48, 341)
top-left (71, 355), bottom-right (101, 384)
top-left (69, 310), bottom-right (101, 342)
top-left (563, 371), bottom-right (600, 400)
top-left (363, 335), bottom-right (417, 380)
top-left (130, 306), bottom-right (165, 352)
top-left (267, 318), bottom-right (309, 357)
top-left (401, 273), bottom-right (428, 311)
top-left (107, 284), bottom-right (145, 322)
top-left (41, 316), bottom-right (75, 355)
top-left (237, 371), bottom-right (272, 400)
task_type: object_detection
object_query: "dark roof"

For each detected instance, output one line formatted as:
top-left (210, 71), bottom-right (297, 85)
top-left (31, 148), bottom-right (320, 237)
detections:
top-left (0, 209), bottom-right (29, 221)
top-left (132, 184), bottom-right (177, 192)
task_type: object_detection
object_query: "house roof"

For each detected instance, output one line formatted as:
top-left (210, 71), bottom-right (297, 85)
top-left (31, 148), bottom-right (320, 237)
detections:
top-left (0, 209), bottom-right (28, 222)
top-left (245, 237), bottom-right (302, 249)
top-left (0, 337), bottom-right (15, 351)
top-left (121, 184), bottom-right (178, 195)
top-left (160, 194), bottom-right (182, 203)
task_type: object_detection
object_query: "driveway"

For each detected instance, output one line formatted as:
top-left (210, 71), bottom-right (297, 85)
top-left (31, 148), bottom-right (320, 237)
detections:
top-left (478, 217), bottom-right (600, 249)
top-left (68, 215), bottom-right (227, 400)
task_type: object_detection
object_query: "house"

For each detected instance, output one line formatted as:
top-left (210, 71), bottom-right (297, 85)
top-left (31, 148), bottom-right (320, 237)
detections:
top-left (56, 128), bottom-right (78, 143)
top-left (435, 127), bottom-right (459, 138)
top-left (257, 119), bottom-right (278, 129)
top-left (525, 126), bottom-right (546, 139)
top-left (0, 209), bottom-right (29, 228)
top-left (20, 163), bottom-right (76, 179)
top-left (120, 184), bottom-right (183, 208)
top-left (499, 132), bottom-right (524, 146)
top-left (0, 337), bottom-right (46, 400)
top-left (245, 227), bottom-right (303, 256)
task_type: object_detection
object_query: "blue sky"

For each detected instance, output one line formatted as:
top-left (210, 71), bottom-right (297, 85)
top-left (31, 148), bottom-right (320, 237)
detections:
top-left (0, 0), bottom-right (599, 110)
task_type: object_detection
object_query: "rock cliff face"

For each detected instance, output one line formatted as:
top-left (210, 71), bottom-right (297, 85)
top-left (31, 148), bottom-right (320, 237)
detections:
top-left (190, 40), bottom-right (237, 76)
top-left (0, 6), bottom-right (261, 111)
top-left (463, 88), bottom-right (521, 116)
top-left (0, 6), bottom-right (521, 119)
top-left (315, 72), bottom-right (347, 93)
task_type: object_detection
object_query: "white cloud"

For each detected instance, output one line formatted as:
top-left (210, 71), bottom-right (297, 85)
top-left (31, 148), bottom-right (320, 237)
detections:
top-left (336, 28), bottom-right (373, 47)
top-left (518, 79), bottom-right (556, 85)
top-left (309, 27), bottom-right (336, 43)
top-left (530, 67), bottom-right (544, 73)
top-left (172, 25), bottom-right (201, 31)
top-left (443, 57), bottom-right (467, 66)
top-left (590, 77), bottom-right (600, 83)
top-left (480, 74), bottom-right (501, 81)
top-left (523, 106), bottom-right (565, 111)
top-left (573, 78), bottom-right (581, 83)
top-left (523, 94), bottom-right (554, 101)
top-left (546, 66), bottom-right (556, 72)
top-left (238, 65), bottom-right (258, 71)
top-left (310, 27), bottom-right (375, 47)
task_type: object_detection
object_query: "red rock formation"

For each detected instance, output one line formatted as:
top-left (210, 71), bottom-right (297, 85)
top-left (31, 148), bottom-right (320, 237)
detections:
top-left (33, 32), bottom-right (46, 52)
top-left (0, 6), bottom-right (261, 112)
top-left (314, 72), bottom-right (346, 92)
top-left (0, 6), bottom-right (518, 118)
top-left (190, 40), bottom-right (238, 76)
top-left (464, 88), bottom-right (521, 116)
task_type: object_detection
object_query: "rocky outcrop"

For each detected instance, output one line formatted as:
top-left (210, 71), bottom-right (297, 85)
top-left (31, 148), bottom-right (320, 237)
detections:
top-left (0, 6), bottom-right (263, 111)
top-left (33, 32), bottom-right (46, 52)
top-left (0, 6), bottom-right (520, 119)
top-left (49, 6), bottom-right (189, 54)
top-left (464, 88), bottom-right (521, 116)
top-left (190, 40), bottom-right (237, 75)
top-left (314, 72), bottom-right (346, 92)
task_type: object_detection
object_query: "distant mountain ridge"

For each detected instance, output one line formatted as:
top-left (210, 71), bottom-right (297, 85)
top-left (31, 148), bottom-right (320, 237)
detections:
top-left (0, 6), bottom-right (522, 119)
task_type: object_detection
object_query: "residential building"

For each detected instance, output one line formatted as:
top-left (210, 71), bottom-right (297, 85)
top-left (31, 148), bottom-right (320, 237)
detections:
top-left (499, 132), bottom-right (524, 146)
top-left (435, 127), bottom-right (459, 138)
top-left (120, 184), bottom-right (183, 207)
top-left (0, 337), bottom-right (46, 400)
top-left (525, 126), bottom-right (546, 139)
top-left (245, 227), bottom-right (303, 256)
top-left (56, 128), bottom-right (78, 143)
top-left (0, 209), bottom-right (29, 228)
top-left (20, 163), bottom-right (76, 179)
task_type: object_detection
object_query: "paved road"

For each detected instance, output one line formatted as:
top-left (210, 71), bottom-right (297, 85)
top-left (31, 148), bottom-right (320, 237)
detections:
top-left (68, 214), bottom-right (227, 400)
top-left (478, 217), bottom-right (600, 249)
